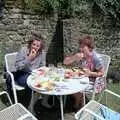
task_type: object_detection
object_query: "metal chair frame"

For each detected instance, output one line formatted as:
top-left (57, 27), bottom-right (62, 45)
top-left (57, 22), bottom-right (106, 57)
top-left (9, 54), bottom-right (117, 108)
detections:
top-left (5, 52), bottom-right (25, 103)
top-left (86, 54), bottom-right (111, 100)
top-left (75, 89), bottom-right (120, 120)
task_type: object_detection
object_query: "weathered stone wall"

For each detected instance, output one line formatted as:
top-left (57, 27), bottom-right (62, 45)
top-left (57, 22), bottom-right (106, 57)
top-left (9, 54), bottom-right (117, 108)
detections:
top-left (0, 0), bottom-right (120, 77)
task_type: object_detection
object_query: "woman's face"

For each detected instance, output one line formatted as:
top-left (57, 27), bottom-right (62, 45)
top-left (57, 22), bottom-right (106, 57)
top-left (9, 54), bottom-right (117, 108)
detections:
top-left (80, 44), bottom-right (92, 58)
top-left (31, 40), bottom-right (41, 52)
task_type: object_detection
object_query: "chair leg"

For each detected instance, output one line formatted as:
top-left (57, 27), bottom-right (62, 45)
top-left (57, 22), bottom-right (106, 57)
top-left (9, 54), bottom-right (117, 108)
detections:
top-left (29, 91), bottom-right (35, 114)
top-left (83, 92), bottom-right (86, 105)
top-left (63, 96), bottom-right (67, 108)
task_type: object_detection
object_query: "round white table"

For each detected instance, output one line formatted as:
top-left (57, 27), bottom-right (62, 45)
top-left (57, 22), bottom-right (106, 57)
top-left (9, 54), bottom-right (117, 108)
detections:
top-left (27, 69), bottom-right (89, 120)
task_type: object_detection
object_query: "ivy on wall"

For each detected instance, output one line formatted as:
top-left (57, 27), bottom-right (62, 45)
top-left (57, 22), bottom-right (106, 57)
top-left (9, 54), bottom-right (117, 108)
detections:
top-left (12, 0), bottom-right (120, 22)
top-left (13, 0), bottom-right (90, 18)
top-left (92, 0), bottom-right (120, 22)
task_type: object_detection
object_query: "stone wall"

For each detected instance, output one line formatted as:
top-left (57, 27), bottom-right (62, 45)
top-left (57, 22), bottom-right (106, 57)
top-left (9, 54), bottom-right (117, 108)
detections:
top-left (0, 0), bottom-right (120, 77)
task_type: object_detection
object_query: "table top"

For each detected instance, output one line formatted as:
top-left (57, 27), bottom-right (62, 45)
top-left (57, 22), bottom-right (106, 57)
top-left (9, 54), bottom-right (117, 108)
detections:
top-left (27, 67), bottom-right (89, 96)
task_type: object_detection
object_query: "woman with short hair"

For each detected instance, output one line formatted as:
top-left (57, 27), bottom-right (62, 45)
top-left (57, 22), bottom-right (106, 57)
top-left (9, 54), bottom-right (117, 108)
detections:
top-left (64, 35), bottom-right (104, 112)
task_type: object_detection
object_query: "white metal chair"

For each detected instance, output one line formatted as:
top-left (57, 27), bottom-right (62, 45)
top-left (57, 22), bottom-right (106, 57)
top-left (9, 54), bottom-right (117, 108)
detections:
top-left (85, 54), bottom-right (111, 100)
top-left (0, 91), bottom-right (38, 120)
top-left (0, 91), bottom-right (12, 111)
top-left (5, 52), bottom-right (25, 103)
top-left (75, 89), bottom-right (120, 120)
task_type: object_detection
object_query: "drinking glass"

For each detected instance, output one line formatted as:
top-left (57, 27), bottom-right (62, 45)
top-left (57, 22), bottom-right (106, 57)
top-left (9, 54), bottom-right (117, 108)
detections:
top-left (57, 63), bottom-right (64, 78)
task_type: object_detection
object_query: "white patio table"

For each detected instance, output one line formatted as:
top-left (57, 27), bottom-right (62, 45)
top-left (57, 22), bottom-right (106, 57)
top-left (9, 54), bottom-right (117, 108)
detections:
top-left (27, 67), bottom-right (89, 120)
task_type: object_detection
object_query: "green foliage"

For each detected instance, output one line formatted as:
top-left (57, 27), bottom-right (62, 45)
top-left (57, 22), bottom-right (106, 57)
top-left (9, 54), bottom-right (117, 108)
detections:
top-left (24, 0), bottom-right (59, 15)
top-left (93, 0), bottom-right (120, 21)
top-left (21, 0), bottom-right (89, 18)
top-left (14, 0), bottom-right (120, 21)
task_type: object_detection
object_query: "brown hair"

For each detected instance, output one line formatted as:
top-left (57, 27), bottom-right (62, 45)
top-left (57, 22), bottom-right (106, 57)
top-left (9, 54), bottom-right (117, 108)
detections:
top-left (28, 35), bottom-right (45, 55)
top-left (78, 35), bottom-right (94, 50)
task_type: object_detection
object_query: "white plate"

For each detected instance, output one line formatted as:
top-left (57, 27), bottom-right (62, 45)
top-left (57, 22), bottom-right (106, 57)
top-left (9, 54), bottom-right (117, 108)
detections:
top-left (29, 77), bottom-right (49, 91)
top-left (79, 77), bottom-right (89, 84)
top-left (72, 75), bottom-right (85, 79)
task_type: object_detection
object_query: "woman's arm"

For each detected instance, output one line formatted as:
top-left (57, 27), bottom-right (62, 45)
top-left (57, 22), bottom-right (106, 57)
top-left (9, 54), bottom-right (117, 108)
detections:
top-left (63, 53), bottom-right (84, 65)
top-left (84, 67), bottom-right (104, 78)
top-left (63, 55), bottom-right (75, 65)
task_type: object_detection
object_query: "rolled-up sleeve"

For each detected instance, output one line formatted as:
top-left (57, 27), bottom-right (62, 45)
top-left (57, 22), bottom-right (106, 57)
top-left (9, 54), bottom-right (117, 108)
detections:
top-left (94, 54), bottom-right (103, 70)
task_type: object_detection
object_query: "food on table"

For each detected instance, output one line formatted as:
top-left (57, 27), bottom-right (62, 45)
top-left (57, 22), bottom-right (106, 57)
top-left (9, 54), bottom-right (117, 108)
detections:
top-left (78, 70), bottom-right (85, 75)
top-left (35, 83), bottom-right (41, 88)
top-left (72, 68), bottom-right (85, 76)
top-left (37, 66), bottom-right (50, 76)
top-left (64, 68), bottom-right (85, 78)
top-left (82, 68), bottom-right (89, 72)
top-left (38, 69), bottom-right (45, 75)
top-left (64, 69), bottom-right (73, 79)
top-left (34, 80), bottom-right (41, 87)
top-left (42, 81), bottom-right (55, 91)
top-left (35, 80), bottom-right (55, 91)
top-left (48, 71), bottom-right (61, 81)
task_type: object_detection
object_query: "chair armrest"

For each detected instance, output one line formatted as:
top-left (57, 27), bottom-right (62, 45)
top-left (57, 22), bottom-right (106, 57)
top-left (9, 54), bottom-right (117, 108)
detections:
top-left (6, 71), bottom-right (18, 103)
top-left (98, 89), bottom-right (120, 103)
top-left (104, 89), bottom-right (120, 99)
top-left (6, 71), bottom-right (16, 88)
top-left (7, 71), bottom-right (14, 82)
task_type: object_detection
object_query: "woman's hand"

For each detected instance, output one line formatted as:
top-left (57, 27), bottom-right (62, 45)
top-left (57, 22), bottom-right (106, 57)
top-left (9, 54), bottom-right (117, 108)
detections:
top-left (83, 67), bottom-right (104, 78)
top-left (27, 49), bottom-right (37, 61)
top-left (83, 68), bottom-right (91, 77)
top-left (74, 53), bottom-right (84, 62)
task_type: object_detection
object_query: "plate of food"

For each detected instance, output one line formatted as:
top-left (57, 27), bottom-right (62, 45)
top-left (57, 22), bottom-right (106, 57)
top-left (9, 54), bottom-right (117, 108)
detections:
top-left (32, 79), bottom-right (55, 91)
top-left (64, 68), bottom-right (85, 79)
top-left (64, 69), bottom-right (74, 79)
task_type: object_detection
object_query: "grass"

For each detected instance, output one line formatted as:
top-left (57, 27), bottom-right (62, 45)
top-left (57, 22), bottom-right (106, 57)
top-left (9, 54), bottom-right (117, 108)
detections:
top-left (95, 82), bottom-right (120, 112)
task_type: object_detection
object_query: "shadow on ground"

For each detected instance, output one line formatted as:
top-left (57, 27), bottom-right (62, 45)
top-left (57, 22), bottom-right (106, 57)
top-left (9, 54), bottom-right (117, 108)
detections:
top-left (34, 97), bottom-right (74, 120)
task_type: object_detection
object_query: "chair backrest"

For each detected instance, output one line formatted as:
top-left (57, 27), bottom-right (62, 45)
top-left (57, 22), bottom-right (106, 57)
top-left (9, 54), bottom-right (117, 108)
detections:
top-left (100, 54), bottom-right (111, 77)
top-left (5, 52), bottom-right (17, 72)
top-left (4, 52), bottom-right (25, 104)
top-left (91, 54), bottom-right (111, 99)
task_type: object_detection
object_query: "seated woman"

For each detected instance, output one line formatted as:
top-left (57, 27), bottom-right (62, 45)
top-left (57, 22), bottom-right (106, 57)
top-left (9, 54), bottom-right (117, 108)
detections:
top-left (15, 35), bottom-right (46, 108)
top-left (64, 35), bottom-right (104, 112)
